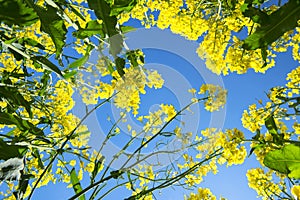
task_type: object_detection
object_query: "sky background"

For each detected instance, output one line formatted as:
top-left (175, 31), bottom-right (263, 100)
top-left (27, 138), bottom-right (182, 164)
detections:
top-left (35, 28), bottom-right (299, 200)
top-left (3, 15), bottom-right (299, 200)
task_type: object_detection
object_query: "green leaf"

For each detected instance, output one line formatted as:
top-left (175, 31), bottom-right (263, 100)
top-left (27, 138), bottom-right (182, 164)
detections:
top-left (0, 0), bottom-right (38, 26)
top-left (68, 45), bottom-right (94, 69)
top-left (91, 156), bottom-right (104, 183)
top-left (68, 4), bottom-right (86, 21)
top-left (31, 148), bottom-right (44, 169)
top-left (14, 174), bottom-right (33, 199)
top-left (0, 139), bottom-right (28, 160)
top-left (265, 115), bottom-right (278, 135)
top-left (87, 0), bottom-right (123, 57)
top-left (243, 0), bottom-right (300, 50)
top-left (240, 3), bottom-right (249, 12)
top-left (110, 170), bottom-right (123, 179)
top-left (0, 112), bottom-right (44, 136)
top-left (0, 85), bottom-right (32, 116)
top-left (109, 0), bottom-right (137, 16)
top-left (263, 144), bottom-right (300, 179)
top-left (73, 20), bottom-right (104, 39)
top-left (18, 37), bottom-right (45, 50)
top-left (39, 70), bottom-right (51, 96)
top-left (120, 25), bottom-right (136, 34)
top-left (32, 56), bottom-right (63, 76)
top-left (63, 70), bottom-right (77, 79)
top-left (87, 0), bottom-right (118, 37)
top-left (115, 57), bottom-right (125, 77)
top-left (242, 6), bottom-right (270, 25)
top-left (33, 4), bottom-right (67, 58)
top-left (126, 50), bottom-right (144, 68)
top-left (70, 168), bottom-right (85, 200)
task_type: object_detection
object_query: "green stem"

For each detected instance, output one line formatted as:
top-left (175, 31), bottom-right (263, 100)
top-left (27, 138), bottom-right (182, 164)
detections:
top-left (27, 96), bottom-right (113, 200)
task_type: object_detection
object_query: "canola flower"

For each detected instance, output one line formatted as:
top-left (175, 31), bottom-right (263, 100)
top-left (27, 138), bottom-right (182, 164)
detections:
top-left (117, 0), bottom-right (293, 75)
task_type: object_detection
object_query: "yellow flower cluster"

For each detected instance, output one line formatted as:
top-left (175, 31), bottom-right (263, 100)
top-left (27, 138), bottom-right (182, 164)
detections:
top-left (291, 28), bottom-right (300, 62)
top-left (246, 168), bottom-right (282, 199)
top-left (177, 128), bottom-right (246, 189)
top-left (78, 58), bottom-right (164, 114)
top-left (208, 129), bottom-right (247, 166)
top-left (241, 103), bottom-right (272, 133)
top-left (199, 84), bottom-right (227, 112)
top-left (118, 0), bottom-right (282, 75)
top-left (291, 185), bottom-right (300, 199)
top-left (286, 66), bottom-right (300, 95)
top-left (140, 103), bottom-right (176, 134)
top-left (185, 187), bottom-right (223, 200)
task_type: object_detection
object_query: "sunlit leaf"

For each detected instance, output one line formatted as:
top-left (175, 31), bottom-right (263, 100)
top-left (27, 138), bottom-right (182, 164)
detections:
top-left (120, 25), bottom-right (136, 34)
top-left (31, 148), bottom-right (44, 169)
top-left (87, 0), bottom-right (118, 37)
top-left (243, 0), bottom-right (300, 50)
top-left (264, 144), bottom-right (300, 179)
top-left (109, 0), bottom-right (137, 16)
top-left (73, 20), bottom-right (104, 39)
top-left (70, 168), bottom-right (85, 200)
top-left (33, 4), bottom-right (67, 58)
top-left (265, 115), bottom-right (278, 135)
top-left (68, 45), bottom-right (94, 69)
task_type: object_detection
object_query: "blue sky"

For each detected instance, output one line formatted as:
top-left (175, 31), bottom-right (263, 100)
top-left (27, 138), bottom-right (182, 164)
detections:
top-left (72, 27), bottom-right (298, 200)
top-left (3, 14), bottom-right (299, 200)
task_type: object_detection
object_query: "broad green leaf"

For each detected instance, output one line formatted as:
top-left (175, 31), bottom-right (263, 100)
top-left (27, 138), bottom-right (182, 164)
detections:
top-left (87, 0), bottom-right (123, 57)
top-left (4, 38), bottom-right (17, 45)
top-left (115, 57), bottom-right (125, 77)
top-left (0, 0), bottom-right (38, 26)
top-left (68, 45), bottom-right (94, 69)
top-left (242, 6), bottom-right (270, 25)
top-left (32, 56), bottom-right (63, 76)
top-left (265, 115), bottom-right (284, 145)
top-left (33, 4), bottom-right (67, 58)
top-left (0, 139), bottom-right (28, 160)
top-left (70, 168), bottom-right (85, 200)
top-left (243, 0), bottom-right (300, 50)
top-left (73, 20), bottom-right (104, 39)
top-left (87, 0), bottom-right (118, 37)
top-left (263, 144), bottom-right (300, 179)
top-left (109, 0), bottom-right (137, 16)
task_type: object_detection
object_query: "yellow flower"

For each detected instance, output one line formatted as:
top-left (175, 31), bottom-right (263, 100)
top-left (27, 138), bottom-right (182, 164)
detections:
top-left (292, 185), bottom-right (300, 199)
top-left (199, 84), bottom-right (227, 112)
top-left (185, 187), bottom-right (217, 200)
